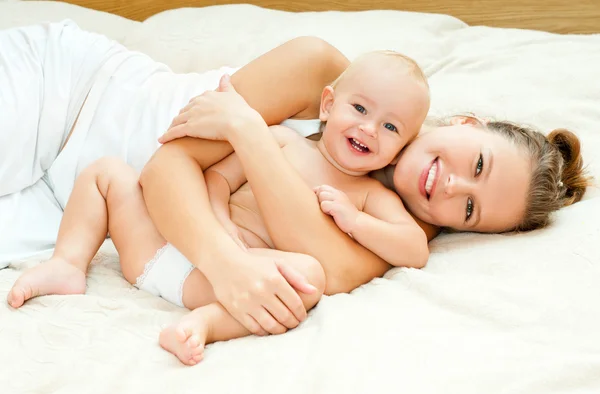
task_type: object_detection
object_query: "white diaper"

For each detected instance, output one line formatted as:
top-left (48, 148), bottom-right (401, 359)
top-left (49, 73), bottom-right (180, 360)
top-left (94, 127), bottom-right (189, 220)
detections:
top-left (134, 243), bottom-right (195, 307)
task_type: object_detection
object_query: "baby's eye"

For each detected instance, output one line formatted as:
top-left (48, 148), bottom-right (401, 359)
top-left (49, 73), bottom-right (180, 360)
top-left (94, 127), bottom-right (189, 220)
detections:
top-left (353, 104), bottom-right (366, 114)
top-left (384, 123), bottom-right (397, 132)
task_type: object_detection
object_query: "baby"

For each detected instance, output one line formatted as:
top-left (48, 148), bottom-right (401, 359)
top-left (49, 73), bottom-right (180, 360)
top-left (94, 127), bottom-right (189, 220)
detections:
top-left (7, 51), bottom-right (430, 365)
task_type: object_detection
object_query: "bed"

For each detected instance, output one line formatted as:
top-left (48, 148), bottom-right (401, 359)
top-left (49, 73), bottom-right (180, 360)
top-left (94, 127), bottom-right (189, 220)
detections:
top-left (1, 0), bottom-right (599, 393)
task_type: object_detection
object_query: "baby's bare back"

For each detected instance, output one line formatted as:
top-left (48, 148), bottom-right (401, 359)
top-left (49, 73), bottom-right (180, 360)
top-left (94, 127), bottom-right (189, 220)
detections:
top-left (229, 138), bottom-right (378, 249)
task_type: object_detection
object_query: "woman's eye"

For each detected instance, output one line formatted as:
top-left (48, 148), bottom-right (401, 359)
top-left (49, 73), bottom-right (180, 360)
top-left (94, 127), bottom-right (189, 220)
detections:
top-left (353, 104), bottom-right (366, 114)
top-left (475, 154), bottom-right (484, 176)
top-left (384, 123), bottom-right (397, 132)
top-left (465, 198), bottom-right (474, 221)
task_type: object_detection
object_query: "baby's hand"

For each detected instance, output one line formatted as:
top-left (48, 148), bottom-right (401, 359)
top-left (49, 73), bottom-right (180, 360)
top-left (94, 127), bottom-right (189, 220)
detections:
top-left (314, 185), bottom-right (359, 234)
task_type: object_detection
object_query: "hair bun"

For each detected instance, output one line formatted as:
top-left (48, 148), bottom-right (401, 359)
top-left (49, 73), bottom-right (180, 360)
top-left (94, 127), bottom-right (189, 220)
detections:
top-left (547, 128), bottom-right (590, 205)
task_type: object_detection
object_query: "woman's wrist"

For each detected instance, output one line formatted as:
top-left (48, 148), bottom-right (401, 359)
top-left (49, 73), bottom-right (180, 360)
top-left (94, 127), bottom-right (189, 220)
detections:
top-left (226, 109), bottom-right (268, 142)
top-left (194, 231), bottom-right (245, 279)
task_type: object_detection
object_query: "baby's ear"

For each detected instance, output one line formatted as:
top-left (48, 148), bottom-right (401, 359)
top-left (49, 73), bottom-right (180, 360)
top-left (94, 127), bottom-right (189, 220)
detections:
top-left (319, 86), bottom-right (335, 122)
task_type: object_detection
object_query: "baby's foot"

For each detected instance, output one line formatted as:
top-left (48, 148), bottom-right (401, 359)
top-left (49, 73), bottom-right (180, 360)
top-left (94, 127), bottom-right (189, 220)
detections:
top-left (7, 257), bottom-right (86, 308)
top-left (159, 308), bottom-right (210, 366)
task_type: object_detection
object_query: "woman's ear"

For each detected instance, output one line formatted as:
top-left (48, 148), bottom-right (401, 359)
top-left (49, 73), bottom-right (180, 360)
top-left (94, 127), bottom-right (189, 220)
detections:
top-left (450, 115), bottom-right (486, 127)
top-left (319, 86), bottom-right (335, 122)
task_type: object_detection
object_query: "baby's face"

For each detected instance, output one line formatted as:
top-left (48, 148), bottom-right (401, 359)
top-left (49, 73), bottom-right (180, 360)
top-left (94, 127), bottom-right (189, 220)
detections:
top-left (319, 60), bottom-right (430, 174)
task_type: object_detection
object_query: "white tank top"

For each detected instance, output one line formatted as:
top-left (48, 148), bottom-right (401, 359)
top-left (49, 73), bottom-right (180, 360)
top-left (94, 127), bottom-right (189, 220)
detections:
top-left (49, 43), bottom-right (239, 207)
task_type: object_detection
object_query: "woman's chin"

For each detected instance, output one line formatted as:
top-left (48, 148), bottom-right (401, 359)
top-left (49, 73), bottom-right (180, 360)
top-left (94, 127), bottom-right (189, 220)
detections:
top-left (411, 204), bottom-right (436, 225)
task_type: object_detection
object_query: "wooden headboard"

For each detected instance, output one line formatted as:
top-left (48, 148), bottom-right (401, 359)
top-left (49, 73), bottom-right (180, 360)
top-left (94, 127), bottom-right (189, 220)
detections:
top-left (57, 0), bottom-right (600, 34)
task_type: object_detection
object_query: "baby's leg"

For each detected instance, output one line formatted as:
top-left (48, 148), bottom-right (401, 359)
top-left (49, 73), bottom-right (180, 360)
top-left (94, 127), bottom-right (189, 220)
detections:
top-left (7, 157), bottom-right (165, 307)
top-left (160, 249), bottom-right (325, 365)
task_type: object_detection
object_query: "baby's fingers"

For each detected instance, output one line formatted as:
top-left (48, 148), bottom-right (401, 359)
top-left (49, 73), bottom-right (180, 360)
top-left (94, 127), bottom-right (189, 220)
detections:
top-left (316, 191), bottom-right (336, 203)
top-left (319, 200), bottom-right (336, 215)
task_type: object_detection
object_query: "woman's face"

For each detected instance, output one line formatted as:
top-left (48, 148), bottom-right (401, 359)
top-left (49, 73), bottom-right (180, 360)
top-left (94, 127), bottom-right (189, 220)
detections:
top-left (393, 121), bottom-right (531, 232)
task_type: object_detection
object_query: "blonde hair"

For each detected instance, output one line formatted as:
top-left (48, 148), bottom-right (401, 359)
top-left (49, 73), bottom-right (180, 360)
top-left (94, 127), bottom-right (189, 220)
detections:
top-left (330, 50), bottom-right (429, 90)
top-left (432, 116), bottom-right (593, 231)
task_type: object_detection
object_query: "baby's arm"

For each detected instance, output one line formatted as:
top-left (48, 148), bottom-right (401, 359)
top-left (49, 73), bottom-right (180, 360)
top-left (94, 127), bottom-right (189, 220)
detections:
top-left (204, 125), bottom-right (297, 247)
top-left (204, 153), bottom-right (248, 249)
top-left (205, 154), bottom-right (248, 248)
top-left (315, 185), bottom-right (429, 268)
top-left (359, 188), bottom-right (429, 268)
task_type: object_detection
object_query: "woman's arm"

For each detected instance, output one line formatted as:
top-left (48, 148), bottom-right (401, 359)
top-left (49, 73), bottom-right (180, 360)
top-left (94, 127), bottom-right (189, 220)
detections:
top-left (141, 37), bottom-right (349, 334)
top-left (230, 36), bottom-right (348, 125)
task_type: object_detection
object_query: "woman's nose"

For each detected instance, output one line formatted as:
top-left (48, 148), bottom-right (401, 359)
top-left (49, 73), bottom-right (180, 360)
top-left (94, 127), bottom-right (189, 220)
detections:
top-left (444, 174), bottom-right (473, 196)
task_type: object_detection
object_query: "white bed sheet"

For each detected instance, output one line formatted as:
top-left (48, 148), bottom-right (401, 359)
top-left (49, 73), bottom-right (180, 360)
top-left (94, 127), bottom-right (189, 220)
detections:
top-left (0, 2), bottom-right (599, 393)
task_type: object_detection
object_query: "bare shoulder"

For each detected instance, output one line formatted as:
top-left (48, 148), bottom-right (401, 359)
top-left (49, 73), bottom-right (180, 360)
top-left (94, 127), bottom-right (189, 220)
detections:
top-left (363, 177), bottom-right (405, 206)
top-left (269, 125), bottom-right (306, 147)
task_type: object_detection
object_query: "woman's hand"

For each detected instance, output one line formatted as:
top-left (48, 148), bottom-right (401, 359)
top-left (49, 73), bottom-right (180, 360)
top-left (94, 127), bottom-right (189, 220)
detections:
top-left (211, 252), bottom-right (317, 336)
top-left (158, 74), bottom-right (264, 144)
